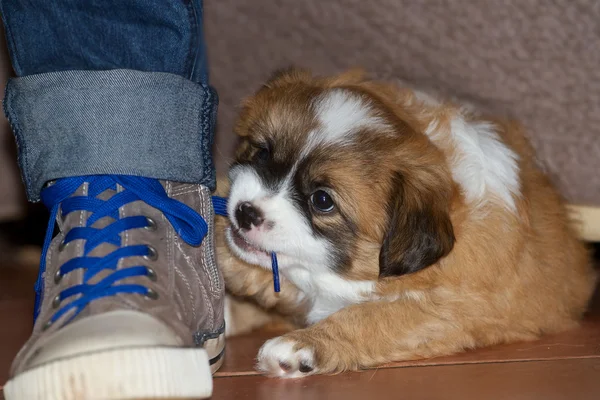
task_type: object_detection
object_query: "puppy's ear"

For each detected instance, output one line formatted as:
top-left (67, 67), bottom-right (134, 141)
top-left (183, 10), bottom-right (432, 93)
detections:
top-left (379, 173), bottom-right (455, 277)
top-left (262, 66), bottom-right (312, 89)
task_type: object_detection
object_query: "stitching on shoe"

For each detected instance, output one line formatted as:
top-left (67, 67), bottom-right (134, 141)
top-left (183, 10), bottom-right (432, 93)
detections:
top-left (171, 187), bottom-right (200, 196)
top-left (204, 186), bottom-right (220, 296)
top-left (197, 185), bottom-right (216, 330)
top-left (118, 183), bottom-right (140, 311)
top-left (75, 183), bottom-right (87, 309)
top-left (173, 234), bottom-right (196, 322)
top-left (167, 213), bottom-right (190, 324)
top-left (173, 230), bottom-right (213, 327)
top-left (198, 185), bottom-right (216, 294)
top-left (166, 180), bottom-right (180, 313)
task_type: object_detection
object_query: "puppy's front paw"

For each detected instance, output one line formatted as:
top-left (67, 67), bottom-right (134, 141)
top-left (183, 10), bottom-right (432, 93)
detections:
top-left (256, 336), bottom-right (317, 378)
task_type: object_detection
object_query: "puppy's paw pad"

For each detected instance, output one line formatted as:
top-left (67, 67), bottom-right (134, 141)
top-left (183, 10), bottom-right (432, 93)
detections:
top-left (257, 336), bottom-right (316, 378)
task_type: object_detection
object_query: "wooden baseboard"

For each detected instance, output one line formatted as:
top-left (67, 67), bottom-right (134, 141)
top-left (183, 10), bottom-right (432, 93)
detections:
top-left (567, 205), bottom-right (600, 242)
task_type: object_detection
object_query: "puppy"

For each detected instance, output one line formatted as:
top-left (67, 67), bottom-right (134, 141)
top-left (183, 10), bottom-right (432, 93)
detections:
top-left (216, 68), bottom-right (597, 378)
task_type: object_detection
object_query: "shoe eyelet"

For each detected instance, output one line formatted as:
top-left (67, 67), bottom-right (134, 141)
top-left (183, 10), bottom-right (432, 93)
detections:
top-left (144, 217), bottom-right (157, 231)
top-left (144, 288), bottom-right (159, 300)
top-left (54, 270), bottom-right (63, 284)
top-left (144, 246), bottom-right (158, 261)
top-left (42, 320), bottom-right (53, 331)
top-left (146, 267), bottom-right (158, 282)
top-left (52, 295), bottom-right (62, 308)
top-left (58, 240), bottom-right (67, 252)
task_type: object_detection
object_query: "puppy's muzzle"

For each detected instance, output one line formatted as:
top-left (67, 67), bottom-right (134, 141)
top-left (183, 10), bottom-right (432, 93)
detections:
top-left (235, 202), bottom-right (264, 230)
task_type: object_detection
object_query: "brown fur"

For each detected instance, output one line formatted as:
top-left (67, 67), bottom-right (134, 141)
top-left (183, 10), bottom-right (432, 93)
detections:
top-left (217, 69), bottom-right (597, 374)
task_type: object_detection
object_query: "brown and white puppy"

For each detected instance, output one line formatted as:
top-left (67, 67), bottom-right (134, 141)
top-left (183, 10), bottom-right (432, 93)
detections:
top-left (216, 68), bottom-right (597, 378)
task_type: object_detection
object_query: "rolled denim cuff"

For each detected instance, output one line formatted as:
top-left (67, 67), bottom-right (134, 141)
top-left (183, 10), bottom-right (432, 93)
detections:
top-left (4, 69), bottom-right (217, 201)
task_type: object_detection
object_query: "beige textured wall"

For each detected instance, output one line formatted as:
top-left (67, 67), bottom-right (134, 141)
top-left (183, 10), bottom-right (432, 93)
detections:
top-left (204, 0), bottom-right (600, 206)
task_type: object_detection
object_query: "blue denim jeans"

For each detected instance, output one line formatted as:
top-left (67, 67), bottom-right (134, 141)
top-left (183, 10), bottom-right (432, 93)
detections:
top-left (0, 0), bottom-right (217, 201)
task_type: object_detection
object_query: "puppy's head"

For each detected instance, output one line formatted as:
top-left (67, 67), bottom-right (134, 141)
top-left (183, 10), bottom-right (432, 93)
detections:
top-left (226, 68), bottom-right (455, 280)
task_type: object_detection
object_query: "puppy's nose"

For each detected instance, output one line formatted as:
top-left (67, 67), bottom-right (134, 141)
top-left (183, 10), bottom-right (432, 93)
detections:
top-left (235, 202), bottom-right (264, 230)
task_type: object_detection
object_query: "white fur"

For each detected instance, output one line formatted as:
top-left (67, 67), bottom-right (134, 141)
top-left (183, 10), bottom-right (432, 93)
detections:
top-left (284, 266), bottom-right (375, 324)
top-left (426, 112), bottom-right (520, 211)
top-left (300, 89), bottom-right (386, 158)
top-left (315, 89), bottom-right (383, 143)
top-left (226, 166), bottom-right (264, 221)
top-left (257, 336), bottom-right (317, 378)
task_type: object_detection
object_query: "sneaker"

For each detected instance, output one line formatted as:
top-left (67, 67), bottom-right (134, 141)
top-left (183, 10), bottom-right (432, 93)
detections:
top-left (3, 175), bottom-right (225, 400)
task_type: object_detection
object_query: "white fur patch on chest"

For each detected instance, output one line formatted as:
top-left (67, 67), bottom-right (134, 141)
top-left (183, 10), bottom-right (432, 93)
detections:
top-left (284, 266), bottom-right (375, 324)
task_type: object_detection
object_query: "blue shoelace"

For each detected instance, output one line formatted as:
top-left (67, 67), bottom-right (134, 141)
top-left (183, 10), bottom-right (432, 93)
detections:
top-left (36, 176), bottom-right (279, 327)
top-left (36, 175), bottom-right (235, 326)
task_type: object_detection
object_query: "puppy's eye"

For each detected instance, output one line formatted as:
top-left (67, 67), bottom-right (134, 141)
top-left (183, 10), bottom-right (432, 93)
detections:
top-left (310, 190), bottom-right (335, 213)
top-left (255, 146), bottom-right (270, 162)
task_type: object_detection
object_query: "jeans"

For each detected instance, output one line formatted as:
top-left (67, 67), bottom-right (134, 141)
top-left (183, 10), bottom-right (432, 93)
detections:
top-left (0, 0), bottom-right (218, 201)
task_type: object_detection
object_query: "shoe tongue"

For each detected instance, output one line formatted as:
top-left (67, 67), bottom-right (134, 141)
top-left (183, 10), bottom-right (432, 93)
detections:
top-left (97, 185), bottom-right (118, 201)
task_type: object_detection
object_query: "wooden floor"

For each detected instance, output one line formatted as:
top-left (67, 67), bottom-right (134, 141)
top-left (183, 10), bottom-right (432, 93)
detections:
top-left (0, 259), bottom-right (599, 399)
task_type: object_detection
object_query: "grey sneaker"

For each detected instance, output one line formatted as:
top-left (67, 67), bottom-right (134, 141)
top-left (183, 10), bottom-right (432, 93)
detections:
top-left (4, 176), bottom-right (225, 400)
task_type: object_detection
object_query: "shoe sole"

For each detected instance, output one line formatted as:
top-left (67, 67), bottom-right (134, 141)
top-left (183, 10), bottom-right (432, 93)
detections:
top-left (3, 333), bottom-right (225, 400)
top-left (204, 332), bottom-right (226, 375)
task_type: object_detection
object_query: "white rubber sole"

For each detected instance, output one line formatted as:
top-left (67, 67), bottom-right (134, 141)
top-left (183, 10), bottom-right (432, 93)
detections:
top-left (4, 345), bottom-right (218, 400)
top-left (205, 333), bottom-right (226, 375)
